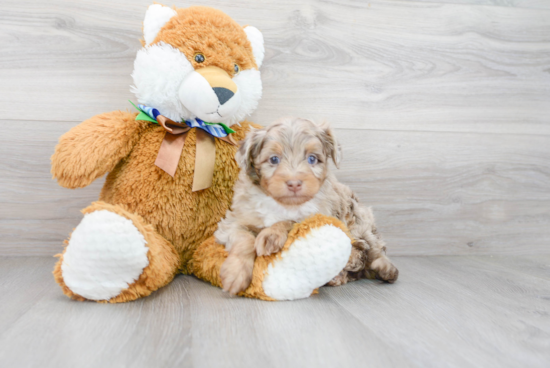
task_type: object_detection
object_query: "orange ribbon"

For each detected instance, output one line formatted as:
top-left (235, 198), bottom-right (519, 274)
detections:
top-left (153, 115), bottom-right (237, 192)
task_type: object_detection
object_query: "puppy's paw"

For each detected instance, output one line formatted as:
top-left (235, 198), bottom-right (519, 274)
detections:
top-left (255, 227), bottom-right (287, 256)
top-left (327, 271), bottom-right (349, 286)
top-left (220, 255), bottom-right (253, 296)
top-left (369, 257), bottom-right (399, 283)
top-left (344, 247), bottom-right (366, 273)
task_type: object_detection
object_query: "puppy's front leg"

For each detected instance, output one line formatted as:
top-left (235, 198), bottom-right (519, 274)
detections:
top-left (220, 230), bottom-right (256, 295)
top-left (255, 220), bottom-right (295, 256)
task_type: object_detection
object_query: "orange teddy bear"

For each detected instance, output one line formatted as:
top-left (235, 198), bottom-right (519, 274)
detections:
top-left (51, 4), bottom-right (353, 303)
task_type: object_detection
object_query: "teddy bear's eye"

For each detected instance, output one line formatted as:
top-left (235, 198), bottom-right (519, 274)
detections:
top-left (194, 53), bottom-right (205, 63)
top-left (269, 156), bottom-right (280, 165)
top-left (234, 64), bottom-right (240, 75)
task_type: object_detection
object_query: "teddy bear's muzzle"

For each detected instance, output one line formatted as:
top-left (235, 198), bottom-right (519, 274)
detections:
top-left (178, 66), bottom-right (241, 122)
top-left (196, 66), bottom-right (238, 104)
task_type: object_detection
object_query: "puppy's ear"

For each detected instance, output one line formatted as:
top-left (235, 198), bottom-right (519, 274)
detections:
top-left (317, 121), bottom-right (342, 168)
top-left (236, 127), bottom-right (267, 183)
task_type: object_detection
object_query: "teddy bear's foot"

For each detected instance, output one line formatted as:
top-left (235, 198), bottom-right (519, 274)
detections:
top-left (54, 201), bottom-right (180, 303)
top-left (192, 215), bottom-right (353, 301)
top-left (261, 216), bottom-right (353, 300)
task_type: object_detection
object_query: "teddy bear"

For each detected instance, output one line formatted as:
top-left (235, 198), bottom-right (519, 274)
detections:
top-left (51, 4), bottom-right (353, 303)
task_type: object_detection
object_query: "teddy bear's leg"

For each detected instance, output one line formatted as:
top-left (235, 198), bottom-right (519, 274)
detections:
top-left (54, 201), bottom-right (180, 303)
top-left (192, 214), bottom-right (353, 301)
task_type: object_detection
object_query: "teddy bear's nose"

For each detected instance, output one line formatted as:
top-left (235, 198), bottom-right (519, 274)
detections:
top-left (213, 87), bottom-right (234, 105)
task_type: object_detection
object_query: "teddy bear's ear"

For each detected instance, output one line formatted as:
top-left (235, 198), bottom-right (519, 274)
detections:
top-left (244, 26), bottom-right (265, 68)
top-left (143, 4), bottom-right (177, 45)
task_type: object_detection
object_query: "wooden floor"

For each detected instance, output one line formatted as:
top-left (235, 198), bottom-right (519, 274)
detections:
top-left (0, 256), bottom-right (548, 368)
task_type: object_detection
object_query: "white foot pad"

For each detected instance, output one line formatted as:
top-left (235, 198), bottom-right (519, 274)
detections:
top-left (61, 210), bottom-right (149, 301)
top-left (262, 225), bottom-right (352, 301)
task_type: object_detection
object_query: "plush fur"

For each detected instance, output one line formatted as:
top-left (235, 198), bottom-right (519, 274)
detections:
top-left (54, 201), bottom-right (180, 303)
top-left (143, 4), bottom-right (177, 45)
top-left (61, 209), bottom-right (150, 300)
top-left (52, 117), bottom-right (256, 302)
top-left (132, 6), bottom-right (263, 124)
top-left (52, 4), bottom-right (265, 302)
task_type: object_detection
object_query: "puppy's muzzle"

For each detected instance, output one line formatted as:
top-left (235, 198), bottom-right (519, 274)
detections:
top-left (196, 66), bottom-right (237, 105)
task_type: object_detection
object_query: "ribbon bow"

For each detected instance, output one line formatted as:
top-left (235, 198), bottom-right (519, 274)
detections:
top-left (130, 101), bottom-right (237, 192)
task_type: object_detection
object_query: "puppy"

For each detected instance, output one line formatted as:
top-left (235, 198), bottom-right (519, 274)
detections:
top-left (215, 117), bottom-right (399, 295)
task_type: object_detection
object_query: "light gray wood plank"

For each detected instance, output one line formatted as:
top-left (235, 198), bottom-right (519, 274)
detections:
top-left (406, 0), bottom-right (550, 10)
top-left (468, 254), bottom-right (550, 280)
top-left (0, 0), bottom-right (549, 134)
top-left (1, 256), bottom-right (549, 368)
top-left (0, 259), bottom-right (414, 368)
top-left (2, 120), bottom-right (548, 256)
top-left (326, 256), bottom-right (550, 368)
top-left (410, 256), bottom-right (550, 335)
top-left (0, 261), bottom-right (193, 368)
top-left (0, 257), bottom-right (58, 333)
top-left (182, 276), bottom-right (414, 368)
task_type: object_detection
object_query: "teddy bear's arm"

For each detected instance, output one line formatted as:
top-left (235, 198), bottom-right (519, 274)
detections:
top-left (51, 111), bottom-right (146, 189)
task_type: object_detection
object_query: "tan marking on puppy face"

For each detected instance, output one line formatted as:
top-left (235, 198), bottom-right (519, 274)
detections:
top-left (258, 137), bottom-right (326, 205)
top-left (238, 117), bottom-right (341, 206)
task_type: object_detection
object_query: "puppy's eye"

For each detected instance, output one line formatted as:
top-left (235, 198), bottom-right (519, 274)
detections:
top-left (307, 155), bottom-right (317, 165)
top-left (234, 64), bottom-right (240, 75)
top-left (194, 53), bottom-right (205, 63)
top-left (269, 156), bottom-right (280, 165)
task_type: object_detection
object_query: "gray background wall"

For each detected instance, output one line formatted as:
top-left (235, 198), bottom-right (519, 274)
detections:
top-left (1, 0), bottom-right (549, 256)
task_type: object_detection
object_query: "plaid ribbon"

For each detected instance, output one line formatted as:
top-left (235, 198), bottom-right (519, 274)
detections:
top-left (137, 104), bottom-right (234, 137)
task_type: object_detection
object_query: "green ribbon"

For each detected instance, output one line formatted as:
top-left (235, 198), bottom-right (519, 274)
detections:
top-left (204, 121), bottom-right (235, 135)
top-left (129, 100), bottom-right (157, 124)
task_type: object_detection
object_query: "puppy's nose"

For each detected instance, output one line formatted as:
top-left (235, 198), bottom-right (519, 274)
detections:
top-left (286, 180), bottom-right (303, 193)
top-left (213, 87), bottom-right (234, 105)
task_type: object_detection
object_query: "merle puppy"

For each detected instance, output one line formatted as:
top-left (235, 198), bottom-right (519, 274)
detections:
top-left (215, 117), bottom-right (399, 295)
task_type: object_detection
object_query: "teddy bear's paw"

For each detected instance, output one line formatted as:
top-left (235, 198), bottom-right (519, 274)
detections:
top-left (60, 210), bottom-right (150, 301)
top-left (262, 224), bottom-right (352, 301)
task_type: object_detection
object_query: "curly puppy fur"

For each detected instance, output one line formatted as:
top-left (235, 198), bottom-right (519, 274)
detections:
top-left (215, 117), bottom-right (399, 295)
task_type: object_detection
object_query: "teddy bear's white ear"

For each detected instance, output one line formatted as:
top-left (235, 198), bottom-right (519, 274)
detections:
top-left (244, 26), bottom-right (264, 68)
top-left (143, 4), bottom-right (178, 45)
